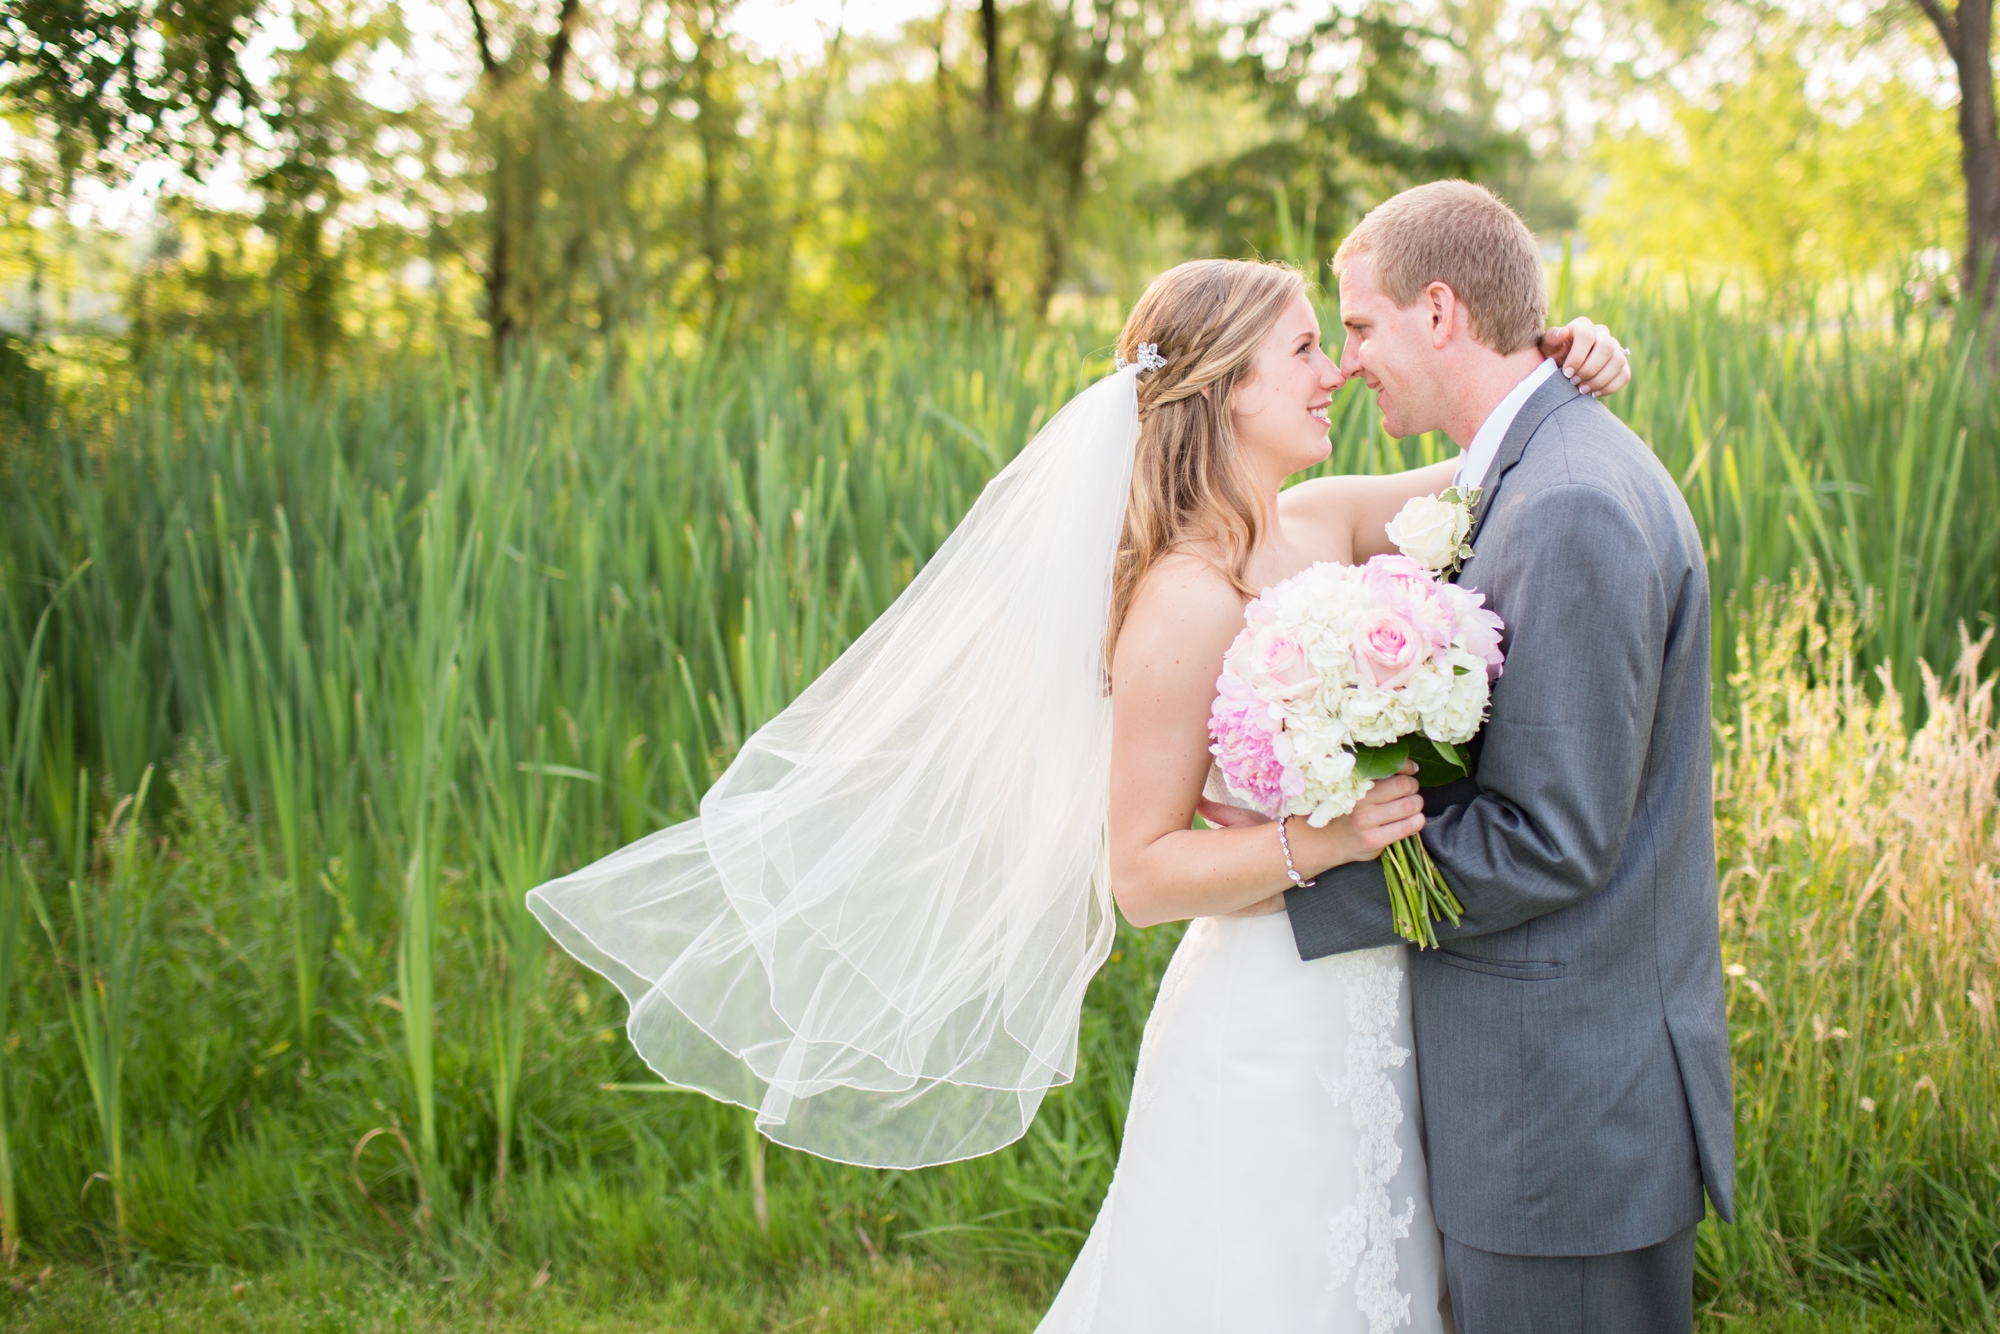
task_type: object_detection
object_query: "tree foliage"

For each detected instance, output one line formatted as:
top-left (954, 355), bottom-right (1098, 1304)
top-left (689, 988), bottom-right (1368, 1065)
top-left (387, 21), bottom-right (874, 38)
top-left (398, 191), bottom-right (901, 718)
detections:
top-left (1589, 46), bottom-right (1959, 297)
top-left (1565, 0), bottom-right (1982, 305)
top-left (1, 0), bottom-right (262, 176)
top-left (1174, 5), bottom-right (1526, 259)
top-left (0, 0), bottom-right (1967, 359)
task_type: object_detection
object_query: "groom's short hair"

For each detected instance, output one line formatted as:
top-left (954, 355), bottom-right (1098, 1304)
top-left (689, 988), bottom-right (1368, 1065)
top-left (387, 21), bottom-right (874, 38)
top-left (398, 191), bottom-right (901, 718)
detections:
top-left (1334, 181), bottom-right (1548, 355)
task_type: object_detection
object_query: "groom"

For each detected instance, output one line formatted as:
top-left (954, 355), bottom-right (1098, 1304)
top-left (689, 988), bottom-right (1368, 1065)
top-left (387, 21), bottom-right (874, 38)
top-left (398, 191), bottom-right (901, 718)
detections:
top-left (1287, 182), bottom-right (1734, 1332)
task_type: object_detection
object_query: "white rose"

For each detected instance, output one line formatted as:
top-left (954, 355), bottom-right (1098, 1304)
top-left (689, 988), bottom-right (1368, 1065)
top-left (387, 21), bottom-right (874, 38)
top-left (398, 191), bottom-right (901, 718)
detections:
top-left (1385, 494), bottom-right (1471, 571)
top-left (1295, 712), bottom-right (1350, 753)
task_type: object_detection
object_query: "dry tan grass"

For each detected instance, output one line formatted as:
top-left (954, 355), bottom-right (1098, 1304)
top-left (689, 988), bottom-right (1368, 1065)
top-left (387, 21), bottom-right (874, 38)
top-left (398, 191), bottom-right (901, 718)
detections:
top-left (1707, 574), bottom-right (1999, 1312)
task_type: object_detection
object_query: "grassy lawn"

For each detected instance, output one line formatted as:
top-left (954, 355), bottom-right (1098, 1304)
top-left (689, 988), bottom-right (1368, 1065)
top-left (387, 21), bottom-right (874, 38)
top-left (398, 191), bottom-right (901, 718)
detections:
top-left (0, 1261), bottom-right (1047, 1333)
top-left (0, 1262), bottom-right (1953, 1332)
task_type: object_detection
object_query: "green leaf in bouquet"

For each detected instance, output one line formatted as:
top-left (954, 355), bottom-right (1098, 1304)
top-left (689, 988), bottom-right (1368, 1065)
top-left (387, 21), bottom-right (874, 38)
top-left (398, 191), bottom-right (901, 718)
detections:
top-left (1404, 736), bottom-right (1470, 787)
top-left (1352, 740), bottom-right (1410, 781)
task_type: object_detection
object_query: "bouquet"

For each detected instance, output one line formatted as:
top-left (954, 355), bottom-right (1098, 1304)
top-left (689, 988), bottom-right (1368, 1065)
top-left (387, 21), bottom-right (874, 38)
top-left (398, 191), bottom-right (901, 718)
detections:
top-left (1206, 489), bottom-right (1503, 947)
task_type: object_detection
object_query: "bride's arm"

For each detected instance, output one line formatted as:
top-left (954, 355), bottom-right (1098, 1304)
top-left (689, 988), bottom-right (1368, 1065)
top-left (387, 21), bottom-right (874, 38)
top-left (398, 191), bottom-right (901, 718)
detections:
top-left (1106, 554), bottom-right (1424, 929)
top-left (1280, 458), bottom-right (1459, 564)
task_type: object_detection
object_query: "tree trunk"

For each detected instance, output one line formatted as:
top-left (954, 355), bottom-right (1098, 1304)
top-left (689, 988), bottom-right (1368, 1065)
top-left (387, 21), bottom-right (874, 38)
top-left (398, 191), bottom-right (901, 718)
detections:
top-left (1035, 5), bottom-right (1113, 314)
top-left (467, 0), bottom-right (518, 348)
top-left (981, 0), bottom-right (1002, 132)
top-left (466, 0), bottom-right (584, 350)
top-left (1915, 0), bottom-right (2000, 311)
top-left (695, 27), bottom-right (728, 313)
top-left (1958, 0), bottom-right (2000, 310)
top-left (484, 183), bottom-right (518, 348)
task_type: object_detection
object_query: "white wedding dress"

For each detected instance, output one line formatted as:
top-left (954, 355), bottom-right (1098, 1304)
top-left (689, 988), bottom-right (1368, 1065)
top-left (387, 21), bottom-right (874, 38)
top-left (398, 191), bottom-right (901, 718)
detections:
top-left (1039, 915), bottom-right (1452, 1334)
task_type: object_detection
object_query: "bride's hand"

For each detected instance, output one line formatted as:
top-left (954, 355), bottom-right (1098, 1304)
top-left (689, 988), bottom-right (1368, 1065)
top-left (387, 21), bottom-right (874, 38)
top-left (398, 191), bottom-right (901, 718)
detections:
top-left (1288, 764), bottom-right (1426, 880)
top-left (1536, 318), bottom-right (1631, 398)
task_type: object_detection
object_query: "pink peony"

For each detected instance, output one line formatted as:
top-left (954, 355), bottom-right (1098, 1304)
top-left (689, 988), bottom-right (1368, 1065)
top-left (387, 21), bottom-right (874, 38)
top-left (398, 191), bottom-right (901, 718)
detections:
top-left (1224, 625), bottom-right (1321, 701)
top-left (1438, 583), bottom-right (1506, 677)
top-left (1207, 674), bottom-right (1302, 815)
top-left (1361, 553), bottom-right (1453, 649)
top-left (1351, 609), bottom-right (1429, 690)
top-left (1359, 552), bottom-right (1432, 591)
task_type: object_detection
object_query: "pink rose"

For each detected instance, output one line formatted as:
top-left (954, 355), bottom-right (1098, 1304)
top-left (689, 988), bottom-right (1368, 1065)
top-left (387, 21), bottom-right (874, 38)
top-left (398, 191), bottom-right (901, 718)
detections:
top-left (1362, 554), bottom-right (1453, 649)
top-left (1352, 609), bottom-right (1429, 690)
top-left (1225, 626), bottom-right (1321, 701)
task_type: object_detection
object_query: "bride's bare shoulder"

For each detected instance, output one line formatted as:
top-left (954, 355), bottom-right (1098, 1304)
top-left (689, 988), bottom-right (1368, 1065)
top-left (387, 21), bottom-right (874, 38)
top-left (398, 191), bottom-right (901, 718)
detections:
top-left (1118, 552), bottom-right (1245, 678)
top-left (1131, 550), bottom-right (1243, 619)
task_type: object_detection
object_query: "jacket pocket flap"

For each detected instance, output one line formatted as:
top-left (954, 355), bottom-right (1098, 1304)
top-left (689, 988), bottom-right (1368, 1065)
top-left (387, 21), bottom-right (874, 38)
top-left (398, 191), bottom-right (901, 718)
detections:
top-left (1435, 949), bottom-right (1565, 981)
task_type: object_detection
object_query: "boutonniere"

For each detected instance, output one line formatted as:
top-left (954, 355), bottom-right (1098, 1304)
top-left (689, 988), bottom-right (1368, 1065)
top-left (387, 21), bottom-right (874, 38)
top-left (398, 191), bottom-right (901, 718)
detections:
top-left (1385, 486), bottom-right (1480, 578)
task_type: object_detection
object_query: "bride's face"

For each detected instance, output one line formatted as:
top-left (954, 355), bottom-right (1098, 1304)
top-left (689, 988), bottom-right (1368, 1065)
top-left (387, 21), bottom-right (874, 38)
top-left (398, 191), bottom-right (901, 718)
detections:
top-left (1228, 292), bottom-right (1343, 478)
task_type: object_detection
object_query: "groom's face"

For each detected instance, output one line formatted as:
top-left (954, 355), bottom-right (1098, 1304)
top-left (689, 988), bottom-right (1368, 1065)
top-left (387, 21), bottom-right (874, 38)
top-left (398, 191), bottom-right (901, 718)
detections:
top-left (1336, 255), bottom-right (1446, 440)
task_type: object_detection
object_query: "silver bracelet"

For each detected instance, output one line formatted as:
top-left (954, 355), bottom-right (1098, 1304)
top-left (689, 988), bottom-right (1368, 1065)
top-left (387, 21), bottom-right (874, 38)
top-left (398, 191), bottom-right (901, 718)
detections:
top-left (1278, 815), bottom-right (1316, 889)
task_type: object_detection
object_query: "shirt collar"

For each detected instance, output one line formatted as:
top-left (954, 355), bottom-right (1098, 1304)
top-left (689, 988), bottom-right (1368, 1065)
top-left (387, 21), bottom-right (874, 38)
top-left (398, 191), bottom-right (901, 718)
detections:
top-left (1453, 356), bottom-right (1559, 495)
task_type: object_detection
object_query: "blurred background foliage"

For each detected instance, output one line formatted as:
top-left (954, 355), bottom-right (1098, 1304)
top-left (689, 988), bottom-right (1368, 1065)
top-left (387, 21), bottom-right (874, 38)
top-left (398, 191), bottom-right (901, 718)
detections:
top-left (0, 0), bottom-right (1972, 374)
top-left (0, 0), bottom-right (1992, 1328)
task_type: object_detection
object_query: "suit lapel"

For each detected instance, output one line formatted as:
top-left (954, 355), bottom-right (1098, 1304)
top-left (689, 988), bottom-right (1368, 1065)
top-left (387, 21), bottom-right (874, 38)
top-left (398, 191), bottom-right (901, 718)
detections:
top-left (1465, 371), bottom-right (1585, 548)
top-left (1435, 372), bottom-right (1583, 796)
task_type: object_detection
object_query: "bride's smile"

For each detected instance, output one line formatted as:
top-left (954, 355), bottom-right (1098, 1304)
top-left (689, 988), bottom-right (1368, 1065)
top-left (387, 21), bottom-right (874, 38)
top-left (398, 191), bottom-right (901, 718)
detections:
top-left (1220, 290), bottom-right (1344, 480)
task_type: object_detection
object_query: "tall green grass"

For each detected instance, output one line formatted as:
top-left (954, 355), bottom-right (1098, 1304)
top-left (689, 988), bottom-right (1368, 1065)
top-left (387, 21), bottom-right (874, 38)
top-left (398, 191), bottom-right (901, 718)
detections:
top-left (0, 289), bottom-right (1992, 1321)
top-left (28, 767), bottom-right (155, 1255)
top-left (1597, 280), bottom-right (1996, 719)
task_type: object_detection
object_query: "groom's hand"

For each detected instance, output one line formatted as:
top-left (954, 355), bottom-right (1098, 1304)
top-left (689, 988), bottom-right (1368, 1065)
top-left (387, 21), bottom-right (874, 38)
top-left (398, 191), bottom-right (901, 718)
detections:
top-left (1537, 317), bottom-right (1632, 398)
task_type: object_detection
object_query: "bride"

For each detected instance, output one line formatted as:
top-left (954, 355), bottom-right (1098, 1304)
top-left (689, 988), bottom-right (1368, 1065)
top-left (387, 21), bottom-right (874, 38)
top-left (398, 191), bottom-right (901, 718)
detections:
top-left (527, 258), bottom-right (1630, 1331)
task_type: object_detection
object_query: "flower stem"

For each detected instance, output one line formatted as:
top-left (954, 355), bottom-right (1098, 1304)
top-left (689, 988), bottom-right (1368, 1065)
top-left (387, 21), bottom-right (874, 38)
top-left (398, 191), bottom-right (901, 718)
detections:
top-left (1381, 834), bottom-right (1463, 948)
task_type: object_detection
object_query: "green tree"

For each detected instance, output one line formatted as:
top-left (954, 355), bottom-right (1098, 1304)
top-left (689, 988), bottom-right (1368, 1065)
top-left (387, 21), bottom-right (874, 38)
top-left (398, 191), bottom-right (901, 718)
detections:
top-left (1588, 49), bottom-right (1959, 296)
top-left (1172, 4), bottom-right (1527, 261)
top-left (835, 0), bottom-right (1194, 316)
top-left (0, 0), bottom-right (260, 178)
top-left (1574, 0), bottom-right (1989, 308)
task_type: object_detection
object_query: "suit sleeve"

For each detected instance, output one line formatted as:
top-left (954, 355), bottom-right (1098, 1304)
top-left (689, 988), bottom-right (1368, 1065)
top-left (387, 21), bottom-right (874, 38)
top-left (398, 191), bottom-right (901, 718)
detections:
top-left (1289, 481), bottom-right (1668, 960)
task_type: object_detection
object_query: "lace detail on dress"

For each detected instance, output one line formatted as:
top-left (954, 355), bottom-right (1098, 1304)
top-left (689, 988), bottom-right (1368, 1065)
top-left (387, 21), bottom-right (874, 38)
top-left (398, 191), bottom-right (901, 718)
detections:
top-left (1322, 951), bottom-right (1417, 1334)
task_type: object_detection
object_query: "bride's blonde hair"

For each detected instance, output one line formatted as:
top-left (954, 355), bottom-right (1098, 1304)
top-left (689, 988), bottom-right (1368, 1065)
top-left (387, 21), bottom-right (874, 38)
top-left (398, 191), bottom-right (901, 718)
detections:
top-left (1108, 258), bottom-right (1306, 663)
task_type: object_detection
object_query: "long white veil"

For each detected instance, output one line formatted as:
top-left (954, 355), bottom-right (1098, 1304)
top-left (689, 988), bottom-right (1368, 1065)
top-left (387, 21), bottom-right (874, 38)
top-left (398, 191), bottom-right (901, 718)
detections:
top-left (529, 364), bottom-right (1141, 1168)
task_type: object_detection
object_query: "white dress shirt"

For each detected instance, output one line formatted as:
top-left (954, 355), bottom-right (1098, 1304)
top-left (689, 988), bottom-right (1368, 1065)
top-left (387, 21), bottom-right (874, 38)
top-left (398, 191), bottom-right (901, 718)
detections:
top-left (1452, 355), bottom-right (1560, 495)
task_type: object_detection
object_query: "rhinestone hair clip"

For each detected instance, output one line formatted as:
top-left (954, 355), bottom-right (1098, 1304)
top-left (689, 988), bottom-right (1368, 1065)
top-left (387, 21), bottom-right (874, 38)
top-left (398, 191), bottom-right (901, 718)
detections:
top-left (1115, 342), bottom-right (1168, 374)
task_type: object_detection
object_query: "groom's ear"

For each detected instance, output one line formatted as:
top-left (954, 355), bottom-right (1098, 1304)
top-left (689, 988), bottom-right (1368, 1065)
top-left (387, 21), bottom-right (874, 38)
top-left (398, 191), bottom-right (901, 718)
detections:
top-left (1424, 281), bottom-right (1459, 351)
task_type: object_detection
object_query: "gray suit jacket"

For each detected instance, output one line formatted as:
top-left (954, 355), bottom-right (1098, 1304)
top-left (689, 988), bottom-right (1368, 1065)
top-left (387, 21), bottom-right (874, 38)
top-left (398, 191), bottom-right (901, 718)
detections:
top-left (1287, 372), bottom-right (1735, 1257)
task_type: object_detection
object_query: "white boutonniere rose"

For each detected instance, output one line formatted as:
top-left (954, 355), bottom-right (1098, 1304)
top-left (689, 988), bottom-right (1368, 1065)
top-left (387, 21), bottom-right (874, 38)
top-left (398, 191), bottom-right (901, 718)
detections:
top-left (1385, 487), bottom-right (1478, 577)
